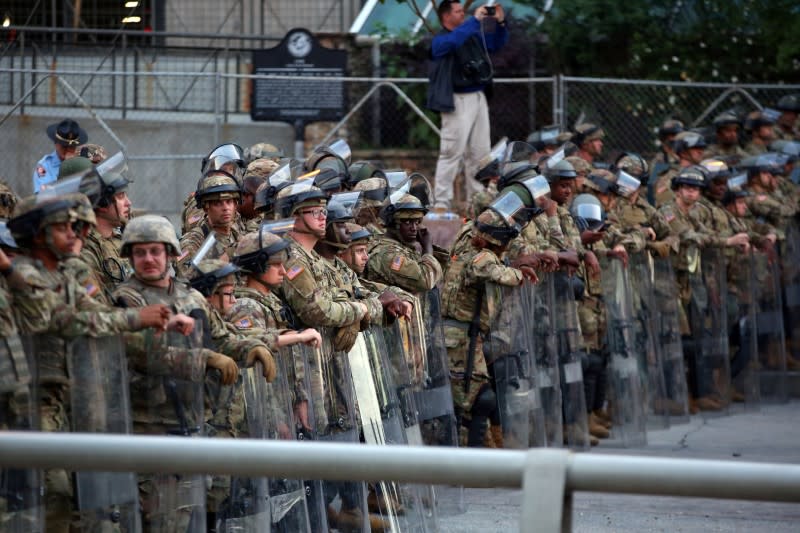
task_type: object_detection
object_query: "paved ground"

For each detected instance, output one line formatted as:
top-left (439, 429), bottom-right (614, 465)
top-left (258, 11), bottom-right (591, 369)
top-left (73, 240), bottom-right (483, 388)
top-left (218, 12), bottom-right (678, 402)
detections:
top-left (436, 400), bottom-right (800, 532)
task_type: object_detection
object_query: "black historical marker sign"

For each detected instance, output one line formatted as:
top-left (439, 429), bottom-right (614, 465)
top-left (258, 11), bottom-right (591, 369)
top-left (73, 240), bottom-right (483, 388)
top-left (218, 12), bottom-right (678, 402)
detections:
top-left (251, 28), bottom-right (347, 123)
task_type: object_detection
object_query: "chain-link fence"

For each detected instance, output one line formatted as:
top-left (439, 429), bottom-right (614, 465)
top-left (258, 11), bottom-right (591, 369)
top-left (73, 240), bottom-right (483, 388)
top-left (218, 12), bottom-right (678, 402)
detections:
top-left (2, 65), bottom-right (799, 220)
top-left (559, 77), bottom-right (800, 158)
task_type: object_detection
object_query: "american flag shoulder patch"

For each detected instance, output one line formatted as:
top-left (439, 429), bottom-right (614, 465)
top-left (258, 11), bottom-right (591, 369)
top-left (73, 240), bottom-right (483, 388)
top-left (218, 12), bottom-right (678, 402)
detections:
top-left (85, 283), bottom-right (99, 297)
top-left (188, 213), bottom-right (202, 224)
top-left (390, 255), bottom-right (405, 271)
top-left (236, 317), bottom-right (252, 329)
top-left (286, 265), bottom-right (304, 280)
top-left (177, 250), bottom-right (189, 262)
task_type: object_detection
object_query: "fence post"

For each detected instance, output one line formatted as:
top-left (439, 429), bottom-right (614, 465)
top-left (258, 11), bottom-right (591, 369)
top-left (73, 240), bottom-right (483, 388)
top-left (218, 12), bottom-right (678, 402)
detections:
top-left (519, 449), bottom-right (572, 533)
top-left (213, 70), bottom-right (221, 146)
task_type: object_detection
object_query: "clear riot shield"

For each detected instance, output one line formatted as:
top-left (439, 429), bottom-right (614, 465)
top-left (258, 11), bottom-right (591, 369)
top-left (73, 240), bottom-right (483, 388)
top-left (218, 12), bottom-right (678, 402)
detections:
top-left (754, 252), bottom-right (788, 402)
top-left (628, 252), bottom-right (670, 430)
top-left (1, 335), bottom-right (43, 533)
top-left (68, 335), bottom-right (141, 532)
top-left (484, 282), bottom-right (545, 449)
top-left (700, 248), bottom-right (733, 413)
top-left (651, 257), bottom-right (691, 422)
top-left (549, 272), bottom-right (590, 450)
top-left (781, 219), bottom-right (800, 363)
top-left (131, 323), bottom-right (207, 532)
top-left (415, 289), bottom-right (459, 448)
top-left (301, 329), bottom-right (367, 533)
top-left (384, 311), bottom-right (439, 530)
top-left (523, 280), bottom-right (561, 447)
top-left (730, 252), bottom-right (760, 411)
top-left (282, 343), bottom-right (328, 533)
top-left (352, 329), bottom-right (431, 532)
top-left (218, 357), bottom-right (310, 533)
top-left (599, 258), bottom-right (648, 447)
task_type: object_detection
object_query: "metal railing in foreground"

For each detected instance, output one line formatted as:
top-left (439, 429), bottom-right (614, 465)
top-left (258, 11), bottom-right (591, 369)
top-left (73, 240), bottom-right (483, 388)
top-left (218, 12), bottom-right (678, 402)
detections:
top-left (0, 432), bottom-right (798, 533)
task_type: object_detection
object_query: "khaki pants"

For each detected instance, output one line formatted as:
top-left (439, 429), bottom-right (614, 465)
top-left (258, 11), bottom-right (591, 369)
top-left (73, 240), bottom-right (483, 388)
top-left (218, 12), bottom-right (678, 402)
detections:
top-left (433, 91), bottom-right (491, 210)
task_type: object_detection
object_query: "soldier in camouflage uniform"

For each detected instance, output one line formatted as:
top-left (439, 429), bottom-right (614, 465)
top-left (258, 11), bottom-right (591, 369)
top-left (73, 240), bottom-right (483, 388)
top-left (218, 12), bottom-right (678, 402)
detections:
top-left (185, 258), bottom-right (281, 526)
top-left (364, 193), bottom-right (443, 299)
top-left (774, 95), bottom-right (800, 141)
top-left (566, 156), bottom-right (592, 194)
top-left (112, 214), bottom-right (274, 532)
top-left (611, 153), bottom-right (677, 257)
top-left (76, 163), bottom-right (134, 300)
top-left (654, 132), bottom-right (708, 207)
top-left (441, 209), bottom-right (537, 447)
top-left (0, 244), bottom-right (41, 531)
top-left (182, 143), bottom-right (248, 234)
top-left (704, 111), bottom-right (748, 165)
top-left (649, 119), bottom-right (684, 175)
top-left (352, 176), bottom-right (389, 236)
top-left (6, 195), bottom-right (173, 533)
top-left (743, 111), bottom-right (777, 156)
top-left (238, 158), bottom-right (279, 233)
top-left (274, 182), bottom-right (381, 531)
top-left (656, 167), bottom-right (722, 412)
top-left (178, 171), bottom-right (243, 277)
top-left (573, 123), bottom-right (605, 165)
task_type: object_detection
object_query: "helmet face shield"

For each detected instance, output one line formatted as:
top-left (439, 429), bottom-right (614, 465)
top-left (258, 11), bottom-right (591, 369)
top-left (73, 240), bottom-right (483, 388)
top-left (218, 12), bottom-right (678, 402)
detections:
top-left (327, 191), bottom-right (362, 222)
top-left (95, 151), bottom-right (127, 178)
top-left (520, 175), bottom-right (551, 202)
top-left (727, 172), bottom-right (748, 191)
top-left (573, 202), bottom-right (604, 230)
top-left (384, 170), bottom-right (409, 191)
top-left (490, 190), bottom-right (526, 226)
top-left (616, 170), bottom-right (642, 198)
top-left (327, 139), bottom-right (352, 165)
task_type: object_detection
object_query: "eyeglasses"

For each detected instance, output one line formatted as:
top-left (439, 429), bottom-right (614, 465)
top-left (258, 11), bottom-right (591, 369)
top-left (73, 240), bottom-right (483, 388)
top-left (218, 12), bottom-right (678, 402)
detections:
top-left (217, 291), bottom-right (236, 302)
top-left (300, 207), bottom-right (327, 219)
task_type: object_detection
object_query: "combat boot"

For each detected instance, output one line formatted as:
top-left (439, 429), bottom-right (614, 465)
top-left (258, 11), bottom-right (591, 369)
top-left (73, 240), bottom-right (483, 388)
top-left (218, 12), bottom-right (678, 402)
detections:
top-left (588, 413), bottom-right (610, 439)
top-left (592, 408), bottom-right (612, 429)
top-left (695, 396), bottom-right (722, 411)
top-left (490, 424), bottom-right (505, 448)
top-left (368, 488), bottom-right (406, 515)
top-left (337, 507), bottom-right (371, 533)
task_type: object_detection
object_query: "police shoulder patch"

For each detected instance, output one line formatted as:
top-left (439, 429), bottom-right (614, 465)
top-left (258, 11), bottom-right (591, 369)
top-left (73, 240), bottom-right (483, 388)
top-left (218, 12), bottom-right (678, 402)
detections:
top-left (286, 265), bottom-right (304, 280)
top-left (390, 255), bottom-right (405, 271)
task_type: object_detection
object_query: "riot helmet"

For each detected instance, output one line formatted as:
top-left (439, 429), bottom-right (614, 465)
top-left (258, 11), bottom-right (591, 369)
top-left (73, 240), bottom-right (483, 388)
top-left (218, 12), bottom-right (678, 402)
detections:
top-left (274, 180), bottom-right (327, 219)
top-left (120, 214), bottom-right (181, 258)
top-left (189, 258), bottom-right (240, 298)
top-left (195, 170), bottom-right (242, 207)
top-left (670, 166), bottom-right (708, 190)
top-left (201, 143), bottom-right (246, 181)
top-left (570, 193), bottom-right (606, 231)
top-left (473, 208), bottom-right (519, 246)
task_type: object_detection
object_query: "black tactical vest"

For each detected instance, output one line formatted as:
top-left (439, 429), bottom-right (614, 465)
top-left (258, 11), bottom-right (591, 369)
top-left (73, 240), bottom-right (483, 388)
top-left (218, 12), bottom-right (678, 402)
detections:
top-left (451, 34), bottom-right (492, 89)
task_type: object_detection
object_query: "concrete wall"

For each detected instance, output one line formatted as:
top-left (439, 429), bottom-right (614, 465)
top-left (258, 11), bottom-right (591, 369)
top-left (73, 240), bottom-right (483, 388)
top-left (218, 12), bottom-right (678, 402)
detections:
top-left (2, 114), bottom-right (294, 226)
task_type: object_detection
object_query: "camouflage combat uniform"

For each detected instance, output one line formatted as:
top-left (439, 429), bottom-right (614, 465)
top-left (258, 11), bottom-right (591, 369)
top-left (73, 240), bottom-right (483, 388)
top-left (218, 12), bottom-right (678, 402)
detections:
top-left (441, 246), bottom-right (523, 421)
top-left (365, 230), bottom-right (443, 297)
top-left (11, 256), bottom-right (144, 533)
top-left (80, 226), bottom-right (131, 299)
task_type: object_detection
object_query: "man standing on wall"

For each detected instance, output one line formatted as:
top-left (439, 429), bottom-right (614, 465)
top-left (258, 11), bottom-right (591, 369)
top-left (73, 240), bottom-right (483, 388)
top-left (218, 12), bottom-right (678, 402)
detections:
top-left (427, 1), bottom-right (509, 212)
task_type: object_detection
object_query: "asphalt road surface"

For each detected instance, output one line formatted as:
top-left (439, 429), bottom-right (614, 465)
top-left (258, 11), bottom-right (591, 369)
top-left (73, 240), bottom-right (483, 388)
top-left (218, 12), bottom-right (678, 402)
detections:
top-left (436, 400), bottom-right (800, 532)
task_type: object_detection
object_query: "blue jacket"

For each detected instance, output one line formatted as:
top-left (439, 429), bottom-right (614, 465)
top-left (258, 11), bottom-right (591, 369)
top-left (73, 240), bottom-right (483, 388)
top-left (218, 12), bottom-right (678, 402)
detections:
top-left (426, 17), bottom-right (509, 112)
top-left (33, 150), bottom-right (60, 193)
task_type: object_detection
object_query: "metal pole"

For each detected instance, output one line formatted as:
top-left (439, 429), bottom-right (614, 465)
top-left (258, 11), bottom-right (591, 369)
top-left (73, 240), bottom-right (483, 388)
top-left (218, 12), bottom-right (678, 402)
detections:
top-left (0, 432), bottom-right (525, 487)
top-left (213, 70), bottom-right (221, 146)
